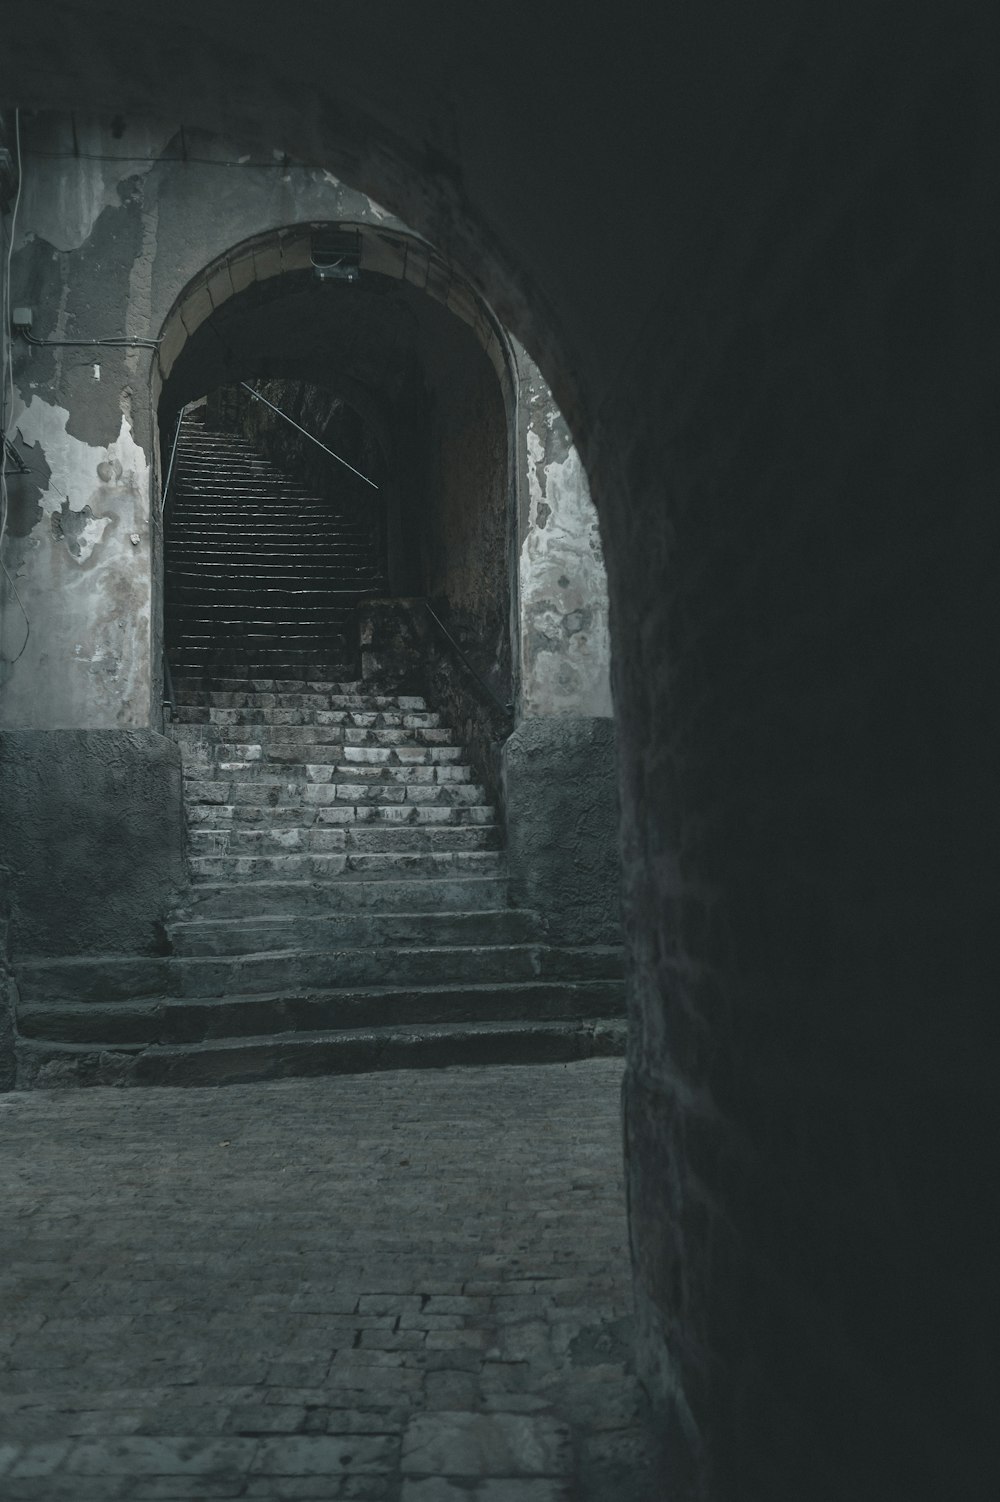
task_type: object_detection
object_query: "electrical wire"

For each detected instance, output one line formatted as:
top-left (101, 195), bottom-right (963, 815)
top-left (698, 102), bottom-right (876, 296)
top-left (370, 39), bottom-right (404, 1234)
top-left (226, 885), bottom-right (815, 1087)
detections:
top-left (20, 329), bottom-right (162, 350)
top-left (24, 148), bottom-right (304, 169)
top-left (1, 105), bottom-right (30, 664)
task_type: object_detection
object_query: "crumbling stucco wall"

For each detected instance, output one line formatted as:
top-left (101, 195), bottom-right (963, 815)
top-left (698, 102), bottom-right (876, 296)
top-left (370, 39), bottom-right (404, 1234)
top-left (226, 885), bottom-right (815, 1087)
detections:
top-left (0, 112), bottom-right (407, 730)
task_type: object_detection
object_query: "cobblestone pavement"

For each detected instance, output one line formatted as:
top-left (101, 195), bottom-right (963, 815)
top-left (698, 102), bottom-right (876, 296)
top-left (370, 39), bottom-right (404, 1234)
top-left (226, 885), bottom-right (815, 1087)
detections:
top-left (0, 1061), bottom-right (657, 1500)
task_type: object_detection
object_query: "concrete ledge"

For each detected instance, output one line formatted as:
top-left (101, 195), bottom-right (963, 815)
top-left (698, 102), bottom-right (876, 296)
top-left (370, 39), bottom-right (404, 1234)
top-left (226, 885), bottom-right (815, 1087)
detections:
top-left (0, 729), bottom-right (186, 958)
top-left (502, 716), bottom-right (621, 945)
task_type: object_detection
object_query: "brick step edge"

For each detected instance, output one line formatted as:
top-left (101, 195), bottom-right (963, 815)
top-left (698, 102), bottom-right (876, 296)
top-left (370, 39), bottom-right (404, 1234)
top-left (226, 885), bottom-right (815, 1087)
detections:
top-left (14, 1019), bottom-right (628, 1088)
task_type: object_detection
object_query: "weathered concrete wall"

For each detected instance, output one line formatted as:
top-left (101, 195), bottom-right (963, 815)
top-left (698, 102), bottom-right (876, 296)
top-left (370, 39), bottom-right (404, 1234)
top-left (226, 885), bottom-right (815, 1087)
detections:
top-left (0, 730), bottom-right (186, 957)
top-left (502, 717), bottom-right (620, 945)
top-left (515, 347), bottom-right (612, 719)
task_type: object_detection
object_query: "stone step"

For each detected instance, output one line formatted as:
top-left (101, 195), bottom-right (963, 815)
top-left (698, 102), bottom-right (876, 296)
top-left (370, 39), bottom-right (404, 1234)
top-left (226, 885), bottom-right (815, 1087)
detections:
top-left (18, 982), bottom-right (623, 1048)
top-left (175, 710), bottom-right (443, 732)
top-left (188, 848), bottom-right (504, 881)
top-left (166, 907), bottom-right (544, 955)
top-left (166, 557), bottom-right (374, 574)
top-left (186, 825), bottom-right (500, 856)
top-left (173, 677), bottom-right (365, 693)
top-left (166, 553), bottom-right (373, 569)
top-left (170, 658), bottom-right (367, 676)
top-left (167, 598), bottom-right (362, 612)
top-left (174, 727), bottom-right (452, 750)
top-left (184, 765), bottom-right (477, 791)
top-left (178, 876), bottom-right (512, 919)
top-left (14, 1016), bottom-right (627, 1088)
top-left (173, 692), bottom-right (428, 712)
top-left (173, 699), bottom-right (441, 722)
top-left (181, 742), bottom-right (464, 768)
top-left (183, 779), bottom-right (487, 806)
top-left (168, 589), bottom-right (372, 609)
top-left (17, 946), bottom-right (622, 1005)
top-left (185, 802), bottom-right (495, 828)
top-left (168, 625), bottom-right (353, 641)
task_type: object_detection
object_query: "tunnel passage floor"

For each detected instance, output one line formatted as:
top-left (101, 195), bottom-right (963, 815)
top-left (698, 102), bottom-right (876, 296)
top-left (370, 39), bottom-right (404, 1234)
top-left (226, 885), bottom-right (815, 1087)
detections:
top-left (0, 1060), bottom-right (656, 1501)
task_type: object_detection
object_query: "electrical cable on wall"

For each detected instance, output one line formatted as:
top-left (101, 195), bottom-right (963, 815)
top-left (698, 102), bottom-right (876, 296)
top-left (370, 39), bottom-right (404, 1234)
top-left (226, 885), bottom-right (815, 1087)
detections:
top-left (0, 104), bottom-right (30, 665)
top-left (19, 329), bottom-right (162, 350)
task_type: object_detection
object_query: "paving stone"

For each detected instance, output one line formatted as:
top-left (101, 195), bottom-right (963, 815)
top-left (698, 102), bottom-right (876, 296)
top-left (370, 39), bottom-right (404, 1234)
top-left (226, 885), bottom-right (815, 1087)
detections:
top-left (400, 1412), bottom-right (570, 1477)
top-left (0, 1061), bottom-right (648, 1498)
top-left (64, 1435), bottom-right (259, 1474)
top-left (250, 1434), bottom-right (398, 1474)
top-left (400, 1482), bottom-right (571, 1501)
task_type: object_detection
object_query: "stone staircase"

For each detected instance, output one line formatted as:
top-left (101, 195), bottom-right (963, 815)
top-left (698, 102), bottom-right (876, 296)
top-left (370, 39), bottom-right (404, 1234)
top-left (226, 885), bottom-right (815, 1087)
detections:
top-left (13, 424), bottom-right (625, 1087)
top-left (164, 418), bottom-right (384, 680)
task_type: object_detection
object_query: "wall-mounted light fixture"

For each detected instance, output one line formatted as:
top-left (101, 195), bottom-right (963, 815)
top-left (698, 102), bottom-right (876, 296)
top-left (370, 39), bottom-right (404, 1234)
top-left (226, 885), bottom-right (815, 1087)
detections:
top-left (311, 228), bottom-right (362, 283)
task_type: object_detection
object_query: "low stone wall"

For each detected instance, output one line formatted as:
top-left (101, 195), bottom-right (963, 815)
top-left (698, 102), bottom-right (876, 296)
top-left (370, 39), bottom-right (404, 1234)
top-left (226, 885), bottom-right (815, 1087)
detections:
top-left (0, 730), bottom-right (187, 959)
top-left (502, 717), bottom-right (621, 945)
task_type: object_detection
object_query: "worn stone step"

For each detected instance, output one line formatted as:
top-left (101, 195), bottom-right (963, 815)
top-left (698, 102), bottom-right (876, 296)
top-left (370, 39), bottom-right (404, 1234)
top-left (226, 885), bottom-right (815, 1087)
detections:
top-left (189, 848), bottom-right (504, 881)
top-left (17, 945), bottom-right (620, 1005)
top-left (187, 825), bottom-right (499, 856)
top-left (174, 711), bottom-right (449, 737)
top-left (174, 726), bottom-right (450, 746)
top-left (178, 875), bottom-right (512, 919)
top-left (181, 743), bottom-right (464, 770)
top-left (19, 982), bottom-right (624, 1049)
top-left (167, 607), bottom-right (361, 623)
top-left (169, 628), bottom-right (352, 645)
top-left (182, 760), bottom-right (475, 785)
top-left (173, 700), bottom-right (441, 725)
top-left (175, 691), bottom-right (427, 714)
top-left (169, 657), bottom-right (360, 676)
top-left (183, 780), bottom-right (488, 810)
top-left (174, 693), bottom-right (428, 713)
top-left (173, 677), bottom-right (365, 695)
top-left (185, 801), bottom-right (495, 828)
top-left (166, 908), bottom-right (545, 955)
top-left (14, 1017), bottom-right (627, 1088)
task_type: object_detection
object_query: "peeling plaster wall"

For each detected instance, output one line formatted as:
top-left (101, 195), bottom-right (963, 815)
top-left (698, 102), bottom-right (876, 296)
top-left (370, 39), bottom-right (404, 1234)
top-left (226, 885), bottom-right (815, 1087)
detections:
top-left (1, 112), bottom-right (407, 731)
top-left (515, 345), bottom-right (612, 719)
top-left (2, 113), bottom-right (604, 735)
top-left (0, 402), bottom-right (151, 727)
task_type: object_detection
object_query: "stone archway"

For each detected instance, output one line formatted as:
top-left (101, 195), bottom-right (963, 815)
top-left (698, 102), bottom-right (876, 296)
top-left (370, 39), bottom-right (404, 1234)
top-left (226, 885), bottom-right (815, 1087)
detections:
top-left (2, 8), bottom-right (994, 1494)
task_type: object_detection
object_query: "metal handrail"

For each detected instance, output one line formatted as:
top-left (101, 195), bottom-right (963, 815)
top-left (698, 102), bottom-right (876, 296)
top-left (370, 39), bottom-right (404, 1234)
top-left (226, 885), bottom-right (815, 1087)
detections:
top-left (239, 383), bottom-right (379, 490)
top-left (422, 601), bottom-right (513, 720)
top-left (160, 403), bottom-right (189, 517)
